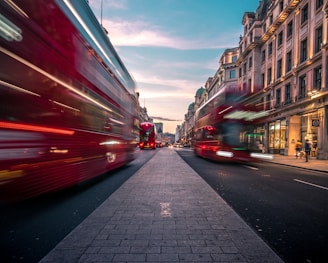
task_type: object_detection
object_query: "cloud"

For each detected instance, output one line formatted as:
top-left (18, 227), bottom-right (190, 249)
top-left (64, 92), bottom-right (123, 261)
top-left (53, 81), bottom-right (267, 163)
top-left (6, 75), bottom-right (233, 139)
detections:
top-left (102, 19), bottom-right (185, 48)
top-left (134, 75), bottom-right (202, 92)
top-left (101, 19), bottom-right (238, 50)
top-left (150, 116), bottom-right (182, 122)
top-left (90, 0), bottom-right (127, 10)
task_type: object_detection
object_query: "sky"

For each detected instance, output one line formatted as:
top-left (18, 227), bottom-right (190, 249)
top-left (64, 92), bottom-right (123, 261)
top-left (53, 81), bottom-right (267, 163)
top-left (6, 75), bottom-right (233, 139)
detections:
top-left (89, 0), bottom-right (261, 134)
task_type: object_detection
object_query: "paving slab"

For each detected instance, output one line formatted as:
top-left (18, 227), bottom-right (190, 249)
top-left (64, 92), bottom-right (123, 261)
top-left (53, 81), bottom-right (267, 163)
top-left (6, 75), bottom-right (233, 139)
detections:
top-left (40, 148), bottom-right (284, 263)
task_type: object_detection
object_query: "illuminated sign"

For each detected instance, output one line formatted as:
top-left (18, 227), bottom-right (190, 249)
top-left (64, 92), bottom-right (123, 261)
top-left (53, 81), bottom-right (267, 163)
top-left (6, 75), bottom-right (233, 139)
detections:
top-left (312, 119), bottom-right (320, 127)
top-left (223, 110), bottom-right (270, 120)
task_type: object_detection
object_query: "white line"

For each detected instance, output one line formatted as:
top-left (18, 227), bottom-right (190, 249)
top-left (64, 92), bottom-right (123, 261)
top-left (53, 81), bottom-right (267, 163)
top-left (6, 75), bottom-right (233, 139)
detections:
top-left (293, 179), bottom-right (328, 191)
top-left (243, 165), bottom-right (259, 170)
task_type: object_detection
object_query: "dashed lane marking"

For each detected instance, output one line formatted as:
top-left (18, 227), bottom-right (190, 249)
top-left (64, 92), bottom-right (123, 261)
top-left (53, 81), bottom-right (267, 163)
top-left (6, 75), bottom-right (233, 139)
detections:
top-left (243, 165), bottom-right (259, 170)
top-left (293, 179), bottom-right (328, 191)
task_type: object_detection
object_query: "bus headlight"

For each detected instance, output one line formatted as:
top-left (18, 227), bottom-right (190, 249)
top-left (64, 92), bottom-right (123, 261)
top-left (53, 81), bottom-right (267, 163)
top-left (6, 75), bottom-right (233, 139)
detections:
top-left (216, 151), bottom-right (234, 158)
top-left (250, 153), bottom-right (274, 160)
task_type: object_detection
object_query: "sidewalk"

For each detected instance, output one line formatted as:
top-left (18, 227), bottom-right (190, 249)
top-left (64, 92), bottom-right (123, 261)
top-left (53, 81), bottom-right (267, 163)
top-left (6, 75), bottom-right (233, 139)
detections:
top-left (40, 148), bottom-right (283, 263)
top-left (268, 154), bottom-right (328, 173)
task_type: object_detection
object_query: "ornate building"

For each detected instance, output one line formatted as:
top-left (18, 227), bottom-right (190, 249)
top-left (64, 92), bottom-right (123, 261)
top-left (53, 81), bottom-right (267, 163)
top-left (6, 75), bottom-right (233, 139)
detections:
top-left (236, 0), bottom-right (328, 158)
top-left (207, 47), bottom-right (240, 100)
top-left (180, 0), bottom-right (328, 159)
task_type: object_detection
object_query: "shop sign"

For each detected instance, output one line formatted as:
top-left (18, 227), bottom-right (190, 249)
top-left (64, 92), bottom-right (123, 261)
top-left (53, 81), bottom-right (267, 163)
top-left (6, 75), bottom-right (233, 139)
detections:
top-left (312, 119), bottom-right (320, 127)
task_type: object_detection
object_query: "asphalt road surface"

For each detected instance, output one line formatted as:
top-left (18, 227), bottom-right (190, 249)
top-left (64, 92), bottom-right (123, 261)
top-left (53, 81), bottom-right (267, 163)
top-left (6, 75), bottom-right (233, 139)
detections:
top-left (176, 148), bottom-right (328, 263)
top-left (2, 148), bottom-right (327, 263)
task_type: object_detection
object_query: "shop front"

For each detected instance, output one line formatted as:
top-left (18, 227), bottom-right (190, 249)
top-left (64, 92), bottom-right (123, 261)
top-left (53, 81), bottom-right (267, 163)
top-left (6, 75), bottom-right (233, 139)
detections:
top-left (287, 106), bottom-right (328, 159)
top-left (268, 119), bottom-right (287, 154)
top-left (300, 113), bottom-right (319, 157)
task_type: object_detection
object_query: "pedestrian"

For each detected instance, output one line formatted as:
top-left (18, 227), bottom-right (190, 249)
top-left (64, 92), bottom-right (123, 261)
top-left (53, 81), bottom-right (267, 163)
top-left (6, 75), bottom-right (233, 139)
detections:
top-left (304, 139), bottom-right (311, 162)
top-left (295, 140), bottom-right (302, 158)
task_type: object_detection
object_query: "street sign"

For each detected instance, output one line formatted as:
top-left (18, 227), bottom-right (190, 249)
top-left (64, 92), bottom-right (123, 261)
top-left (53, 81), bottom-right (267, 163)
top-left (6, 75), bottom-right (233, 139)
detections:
top-left (312, 119), bottom-right (320, 127)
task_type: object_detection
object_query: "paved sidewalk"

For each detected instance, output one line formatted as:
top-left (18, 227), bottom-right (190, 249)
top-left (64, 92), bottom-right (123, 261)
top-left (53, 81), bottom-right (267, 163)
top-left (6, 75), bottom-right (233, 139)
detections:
top-left (268, 154), bottom-right (328, 173)
top-left (40, 148), bottom-right (283, 263)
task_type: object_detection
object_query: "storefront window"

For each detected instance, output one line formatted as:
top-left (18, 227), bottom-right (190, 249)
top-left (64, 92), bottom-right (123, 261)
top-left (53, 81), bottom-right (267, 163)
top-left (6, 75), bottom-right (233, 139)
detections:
top-left (269, 119), bottom-right (286, 154)
top-left (280, 119), bottom-right (286, 150)
top-left (301, 113), bottom-right (319, 157)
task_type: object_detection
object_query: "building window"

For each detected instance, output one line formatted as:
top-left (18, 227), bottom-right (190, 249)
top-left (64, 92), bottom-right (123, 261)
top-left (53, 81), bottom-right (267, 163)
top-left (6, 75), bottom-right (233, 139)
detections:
top-left (239, 68), bottom-right (242, 77)
top-left (276, 88), bottom-right (281, 107)
top-left (267, 68), bottom-right (272, 85)
top-left (279, 1), bottom-right (284, 12)
top-left (286, 51), bottom-right (292, 72)
top-left (285, 83), bottom-right (291, 104)
top-left (261, 49), bottom-right (266, 63)
top-left (261, 73), bottom-right (265, 87)
top-left (287, 20), bottom-right (293, 38)
top-left (300, 38), bottom-right (307, 63)
top-left (230, 70), bottom-right (236, 79)
top-left (316, 0), bottom-right (323, 10)
top-left (249, 56), bottom-right (252, 69)
top-left (268, 42), bottom-right (272, 56)
top-left (299, 75), bottom-right (306, 99)
top-left (263, 23), bottom-right (266, 33)
top-left (277, 59), bottom-right (282, 78)
top-left (243, 63), bottom-right (247, 75)
top-left (314, 66), bottom-right (322, 90)
top-left (232, 55), bottom-right (237, 63)
top-left (315, 26), bottom-right (322, 53)
top-left (270, 14), bottom-right (273, 25)
top-left (301, 4), bottom-right (308, 24)
top-left (278, 31), bottom-right (283, 47)
top-left (266, 94), bottom-right (271, 110)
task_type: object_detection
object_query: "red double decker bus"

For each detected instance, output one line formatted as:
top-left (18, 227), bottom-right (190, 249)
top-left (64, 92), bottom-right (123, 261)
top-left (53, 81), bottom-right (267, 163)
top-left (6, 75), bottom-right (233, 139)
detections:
top-left (0, 0), bottom-right (139, 202)
top-left (139, 122), bottom-right (156, 149)
top-left (193, 87), bottom-right (273, 163)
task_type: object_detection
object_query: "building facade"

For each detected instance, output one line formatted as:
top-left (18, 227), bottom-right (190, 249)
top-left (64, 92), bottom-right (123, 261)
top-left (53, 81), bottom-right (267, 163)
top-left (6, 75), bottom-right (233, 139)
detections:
top-left (180, 0), bottom-right (328, 159)
top-left (207, 47), bottom-right (240, 100)
top-left (236, 0), bottom-right (328, 159)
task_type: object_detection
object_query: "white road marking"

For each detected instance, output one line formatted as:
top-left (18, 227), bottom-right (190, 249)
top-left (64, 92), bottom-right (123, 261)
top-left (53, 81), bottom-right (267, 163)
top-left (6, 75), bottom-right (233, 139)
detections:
top-left (243, 165), bottom-right (259, 170)
top-left (293, 179), bottom-right (328, 191)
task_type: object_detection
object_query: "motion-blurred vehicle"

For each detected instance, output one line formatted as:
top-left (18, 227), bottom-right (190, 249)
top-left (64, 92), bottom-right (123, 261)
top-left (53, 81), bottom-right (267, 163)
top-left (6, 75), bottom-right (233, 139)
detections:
top-left (0, 0), bottom-right (139, 202)
top-left (193, 87), bottom-right (273, 163)
top-left (139, 122), bottom-right (156, 149)
top-left (156, 141), bottom-right (164, 148)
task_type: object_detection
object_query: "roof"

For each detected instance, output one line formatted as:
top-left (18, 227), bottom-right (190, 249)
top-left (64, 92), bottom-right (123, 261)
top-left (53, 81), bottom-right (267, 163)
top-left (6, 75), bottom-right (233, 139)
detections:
top-left (195, 87), bottom-right (205, 97)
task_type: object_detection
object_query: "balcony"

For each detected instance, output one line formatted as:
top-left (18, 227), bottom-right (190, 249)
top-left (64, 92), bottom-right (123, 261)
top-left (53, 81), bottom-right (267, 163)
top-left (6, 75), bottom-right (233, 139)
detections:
top-left (260, 0), bottom-right (300, 43)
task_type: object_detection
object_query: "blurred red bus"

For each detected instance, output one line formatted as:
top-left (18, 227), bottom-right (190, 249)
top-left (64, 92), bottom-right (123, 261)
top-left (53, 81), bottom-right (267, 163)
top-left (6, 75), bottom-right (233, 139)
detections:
top-left (193, 88), bottom-right (273, 163)
top-left (139, 122), bottom-right (156, 149)
top-left (0, 0), bottom-right (139, 202)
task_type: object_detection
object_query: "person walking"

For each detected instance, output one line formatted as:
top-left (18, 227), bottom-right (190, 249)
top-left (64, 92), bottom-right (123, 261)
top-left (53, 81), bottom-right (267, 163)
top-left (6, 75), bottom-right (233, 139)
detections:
top-left (295, 140), bottom-right (302, 158)
top-left (304, 139), bottom-right (311, 162)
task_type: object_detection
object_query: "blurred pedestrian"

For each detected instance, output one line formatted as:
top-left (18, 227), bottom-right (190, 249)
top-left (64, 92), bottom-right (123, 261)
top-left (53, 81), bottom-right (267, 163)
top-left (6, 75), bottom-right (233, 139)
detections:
top-left (304, 139), bottom-right (311, 162)
top-left (295, 140), bottom-right (302, 158)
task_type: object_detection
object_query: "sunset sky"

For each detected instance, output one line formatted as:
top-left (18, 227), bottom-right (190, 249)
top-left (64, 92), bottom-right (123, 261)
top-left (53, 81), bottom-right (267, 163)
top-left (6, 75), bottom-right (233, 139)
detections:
top-left (89, 0), bottom-right (260, 133)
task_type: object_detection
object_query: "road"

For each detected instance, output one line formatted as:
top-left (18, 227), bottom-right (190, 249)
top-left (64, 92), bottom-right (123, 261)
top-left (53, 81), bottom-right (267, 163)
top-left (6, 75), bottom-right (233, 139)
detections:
top-left (0, 149), bottom-right (157, 263)
top-left (1, 147), bottom-right (327, 263)
top-left (176, 148), bottom-right (328, 263)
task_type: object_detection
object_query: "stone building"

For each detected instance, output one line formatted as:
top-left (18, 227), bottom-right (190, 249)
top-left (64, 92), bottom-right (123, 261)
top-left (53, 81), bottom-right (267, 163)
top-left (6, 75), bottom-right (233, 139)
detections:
top-left (180, 0), bottom-right (328, 159)
top-left (207, 47), bottom-right (240, 100)
top-left (236, 0), bottom-right (328, 158)
top-left (179, 87), bottom-right (205, 146)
